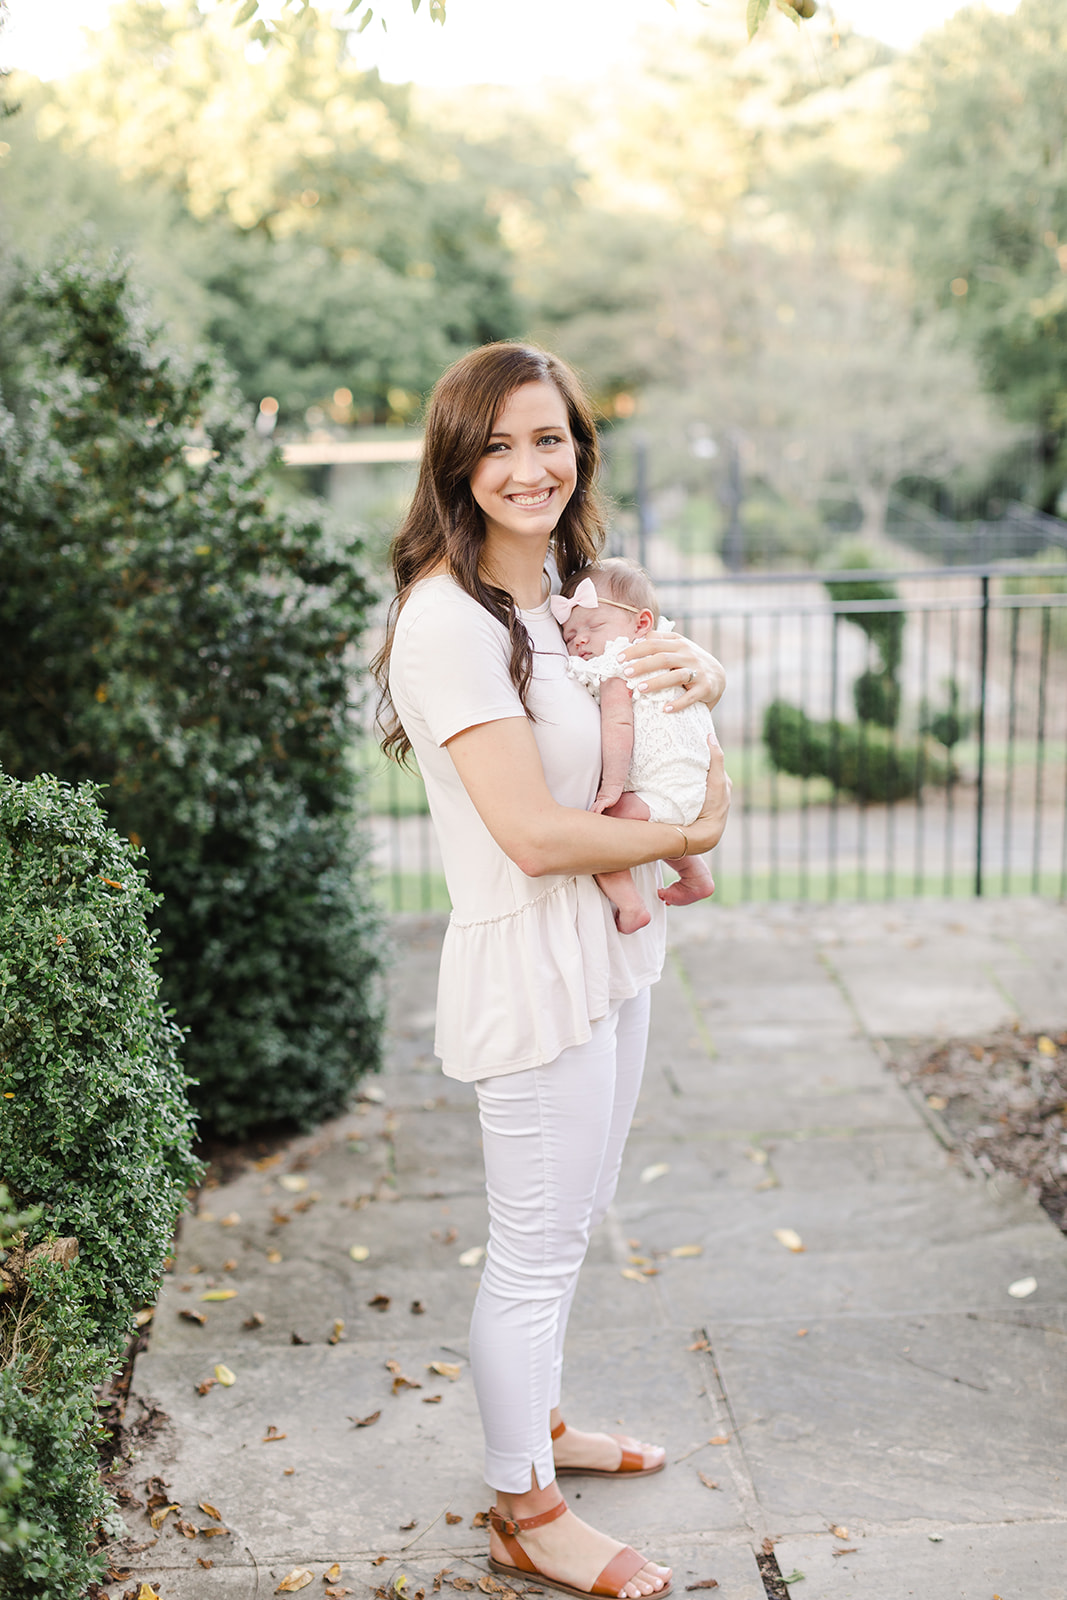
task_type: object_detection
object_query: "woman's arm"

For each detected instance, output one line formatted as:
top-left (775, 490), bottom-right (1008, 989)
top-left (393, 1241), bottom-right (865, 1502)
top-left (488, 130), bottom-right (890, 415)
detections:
top-left (445, 716), bottom-right (730, 880)
top-left (619, 632), bottom-right (725, 712)
top-left (593, 677), bottom-right (635, 813)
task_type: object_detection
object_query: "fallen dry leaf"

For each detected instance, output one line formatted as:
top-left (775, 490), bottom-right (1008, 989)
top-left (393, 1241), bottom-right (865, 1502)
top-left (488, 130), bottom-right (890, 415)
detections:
top-left (267, 1249), bottom-right (283, 1264)
top-left (136, 1586), bottom-right (162, 1600)
top-left (175, 1518), bottom-right (198, 1539)
top-left (1008, 1276), bottom-right (1037, 1298)
top-left (394, 1576), bottom-right (411, 1597)
top-left (471, 1511), bottom-right (491, 1529)
top-left (478, 1578), bottom-right (510, 1594)
top-left (214, 1363), bottom-right (236, 1387)
top-left (697, 1473), bottom-right (720, 1490)
top-left (199, 1502), bottom-right (223, 1521)
top-left (832, 1548), bottom-right (858, 1557)
top-left (276, 1570), bottom-right (315, 1593)
top-left (220, 1212), bottom-right (241, 1226)
top-left (400, 1518), bottom-right (418, 1531)
top-left (386, 1359), bottom-right (421, 1392)
top-left (761, 1538), bottom-right (776, 1556)
top-left (669, 1245), bottom-right (703, 1258)
top-left (200, 1289), bottom-right (237, 1302)
top-left (107, 1568), bottom-right (133, 1582)
top-left (688, 1338), bottom-right (710, 1352)
top-left (773, 1229), bottom-right (805, 1253)
top-left (223, 1258), bottom-right (238, 1271)
top-left (134, 1308), bottom-right (154, 1328)
top-left (445, 1513), bottom-right (463, 1525)
top-left (709, 1434), bottom-right (730, 1446)
top-left (362, 1084), bottom-right (386, 1103)
top-left (797, 1329), bottom-right (808, 1338)
top-left (368, 1295), bottom-right (391, 1312)
top-left (423, 1394), bottom-right (443, 1404)
top-left (197, 1558), bottom-right (214, 1569)
top-left (926, 1094), bottom-right (948, 1111)
top-left (640, 1162), bottom-right (670, 1184)
top-left (620, 1268), bottom-right (648, 1284)
top-left (1037, 1035), bottom-right (1057, 1057)
top-left (329, 1320), bottom-right (346, 1344)
top-left (450, 1581), bottom-right (475, 1592)
top-left (325, 1590), bottom-right (353, 1598)
top-left (279, 1174), bottom-right (309, 1193)
top-left (458, 1246), bottom-right (484, 1267)
top-left (349, 1245), bottom-right (370, 1262)
top-left (291, 1331), bottom-right (310, 1345)
top-left (350, 1411), bottom-right (381, 1428)
top-left (272, 1210), bottom-right (291, 1227)
top-left (200, 1526), bottom-right (232, 1538)
top-left (325, 1568), bottom-right (342, 1584)
top-left (180, 1309), bottom-right (207, 1326)
top-left (434, 1227), bottom-right (458, 1245)
top-left (149, 1504), bottom-right (180, 1530)
top-left (829, 1526), bottom-right (848, 1540)
top-left (244, 1312), bottom-right (266, 1329)
top-left (410, 1300), bottom-right (426, 1315)
top-left (684, 1582), bottom-right (719, 1592)
top-left (263, 1426), bottom-right (287, 1443)
top-left (745, 1148), bottom-right (769, 1166)
top-left (428, 1361), bottom-right (461, 1381)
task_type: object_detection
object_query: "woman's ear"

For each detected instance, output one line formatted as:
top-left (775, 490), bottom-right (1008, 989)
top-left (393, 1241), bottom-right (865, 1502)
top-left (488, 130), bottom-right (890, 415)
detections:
top-left (634, 608), bottom-right (657, 637)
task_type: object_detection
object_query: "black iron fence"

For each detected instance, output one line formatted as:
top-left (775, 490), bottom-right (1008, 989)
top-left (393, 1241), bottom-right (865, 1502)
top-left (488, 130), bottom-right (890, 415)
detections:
top-left (364, 563), bottom-right (1067, 911)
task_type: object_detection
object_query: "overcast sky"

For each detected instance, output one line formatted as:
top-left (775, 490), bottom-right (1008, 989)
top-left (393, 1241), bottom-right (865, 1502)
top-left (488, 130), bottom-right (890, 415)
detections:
top-left (1, 0), bottom-right (1021, 87)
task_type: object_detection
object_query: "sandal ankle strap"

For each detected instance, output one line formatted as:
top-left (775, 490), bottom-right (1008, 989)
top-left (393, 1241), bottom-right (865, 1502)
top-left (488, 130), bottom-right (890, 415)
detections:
top-left (551, 1420), bottom-right (566, 1441)
top-left (490, 1498), bottom-right (568, 1537)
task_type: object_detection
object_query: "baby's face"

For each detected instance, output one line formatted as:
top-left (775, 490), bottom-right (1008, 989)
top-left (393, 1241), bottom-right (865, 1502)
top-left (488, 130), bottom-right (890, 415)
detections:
top-left (562, 601), bottom-right (639, 660)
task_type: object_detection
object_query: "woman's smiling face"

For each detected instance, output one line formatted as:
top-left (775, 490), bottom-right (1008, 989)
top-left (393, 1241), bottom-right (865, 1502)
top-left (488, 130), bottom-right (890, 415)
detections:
top-left (469, 380), bottom-right (578, 552)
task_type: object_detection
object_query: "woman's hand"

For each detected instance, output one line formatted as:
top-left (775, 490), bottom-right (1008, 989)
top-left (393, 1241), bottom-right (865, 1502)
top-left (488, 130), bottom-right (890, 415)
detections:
top-left (683, 737), bottom-right (732, 856)
top-left (619, 631), bottom-right (726, 711)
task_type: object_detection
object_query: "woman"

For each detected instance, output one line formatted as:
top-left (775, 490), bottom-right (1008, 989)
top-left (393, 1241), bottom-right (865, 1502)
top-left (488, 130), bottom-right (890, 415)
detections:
top-left (375, 344), bottom-right (730, 1600)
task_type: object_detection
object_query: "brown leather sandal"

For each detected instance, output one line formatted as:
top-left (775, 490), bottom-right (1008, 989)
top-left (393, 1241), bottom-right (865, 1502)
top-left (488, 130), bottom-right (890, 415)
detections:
top-left (488, 1499), bottom-right (672, 1600)
top-left (551, 1420), bottom-right (666, 1479)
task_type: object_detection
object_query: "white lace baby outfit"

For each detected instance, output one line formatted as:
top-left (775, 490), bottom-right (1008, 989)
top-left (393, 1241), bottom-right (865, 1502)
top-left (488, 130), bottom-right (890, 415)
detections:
top-left (388, 575), bottom-right (667, 1082)
top-left (566, 632), bottom-right (716, 827)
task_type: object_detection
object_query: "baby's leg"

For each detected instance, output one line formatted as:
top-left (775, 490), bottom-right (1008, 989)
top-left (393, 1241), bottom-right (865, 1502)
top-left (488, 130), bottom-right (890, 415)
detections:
top-left (596, 793), bottom-right (653, 934)
top-left (622, 793), bottom-right (715, 908)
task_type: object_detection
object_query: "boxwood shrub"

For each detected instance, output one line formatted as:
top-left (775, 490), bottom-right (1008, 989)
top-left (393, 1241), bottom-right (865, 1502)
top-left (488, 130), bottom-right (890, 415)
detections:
top-left (0, 253), bottom-right (383, 1134)
top-left (763, 699), bottom-right (950, 803)
top-left (0, 770), bottom-right (202, 1597)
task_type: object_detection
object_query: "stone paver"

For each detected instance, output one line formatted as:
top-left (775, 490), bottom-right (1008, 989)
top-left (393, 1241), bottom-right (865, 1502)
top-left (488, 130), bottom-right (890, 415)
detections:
top-left (114, 900), bottom-right (1067, 1599)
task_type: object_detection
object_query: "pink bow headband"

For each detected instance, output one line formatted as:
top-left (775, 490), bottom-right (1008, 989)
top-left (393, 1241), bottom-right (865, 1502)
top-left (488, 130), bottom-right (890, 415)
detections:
top-left (549, 576), bottom-right (641, 625)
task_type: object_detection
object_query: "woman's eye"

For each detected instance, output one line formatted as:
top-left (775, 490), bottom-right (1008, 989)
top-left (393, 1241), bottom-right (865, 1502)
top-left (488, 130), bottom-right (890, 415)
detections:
top-left (538, 434), bottom-right (564, 446)
top-left (484, 442), bottom-right (508, 454)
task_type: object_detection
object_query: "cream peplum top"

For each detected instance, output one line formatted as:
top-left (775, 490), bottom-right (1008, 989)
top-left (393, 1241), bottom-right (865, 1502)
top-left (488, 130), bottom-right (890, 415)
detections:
top-left (388, 573), bottom-right (667, 1082)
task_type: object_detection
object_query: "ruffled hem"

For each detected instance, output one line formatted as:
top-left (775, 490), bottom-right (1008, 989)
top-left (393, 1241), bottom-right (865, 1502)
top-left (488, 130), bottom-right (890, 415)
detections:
top-left (434, 870), bottom-right (665, 1081)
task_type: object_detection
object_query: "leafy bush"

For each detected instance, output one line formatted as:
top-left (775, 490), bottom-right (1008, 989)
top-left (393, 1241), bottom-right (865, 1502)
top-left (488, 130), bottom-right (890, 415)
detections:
top-left (0, 772), bottom-right (202, 1597)
top-left (0, 253), bottom-right (383, 1135)
top-left (825, 545), bottom-right (904, 728)
top-left (763, 700), bottom-right (950, 803)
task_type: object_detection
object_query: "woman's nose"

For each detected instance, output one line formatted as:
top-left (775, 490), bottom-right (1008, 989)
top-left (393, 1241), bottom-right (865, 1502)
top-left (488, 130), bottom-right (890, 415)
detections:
top-left (511, 445), bottom-right (544, 484)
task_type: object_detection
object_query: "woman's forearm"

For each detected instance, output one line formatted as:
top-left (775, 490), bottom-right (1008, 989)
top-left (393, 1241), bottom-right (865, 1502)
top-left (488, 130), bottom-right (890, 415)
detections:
top-left (445, 717), bottom-right (730, 880)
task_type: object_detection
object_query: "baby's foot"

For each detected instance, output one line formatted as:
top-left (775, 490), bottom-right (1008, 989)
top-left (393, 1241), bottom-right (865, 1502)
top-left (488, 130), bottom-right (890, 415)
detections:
top-left (596, 871), bottom-right (652, 934)
top-left (614, 897), bottom-right (652, 935)
top-left (658, 856), bottom-right (715, 907)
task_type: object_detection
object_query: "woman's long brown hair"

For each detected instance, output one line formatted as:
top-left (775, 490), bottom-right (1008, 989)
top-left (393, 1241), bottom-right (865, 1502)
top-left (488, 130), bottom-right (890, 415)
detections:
top-left (373, 342), bottom-right (606, 764)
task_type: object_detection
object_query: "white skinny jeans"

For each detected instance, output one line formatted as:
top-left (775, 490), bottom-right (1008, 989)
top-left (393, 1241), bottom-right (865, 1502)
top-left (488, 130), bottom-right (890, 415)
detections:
top-left (469, 987), bottom-right (652, 1493)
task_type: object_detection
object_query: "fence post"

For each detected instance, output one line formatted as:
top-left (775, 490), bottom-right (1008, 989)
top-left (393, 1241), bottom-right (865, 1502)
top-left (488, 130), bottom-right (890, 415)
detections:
top-left (974, 573), bottom-right (990, 897)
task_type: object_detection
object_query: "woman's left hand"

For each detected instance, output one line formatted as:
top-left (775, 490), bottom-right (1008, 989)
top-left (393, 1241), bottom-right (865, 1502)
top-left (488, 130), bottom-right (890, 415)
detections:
top-left (619, 631), bottom-right (726, 711)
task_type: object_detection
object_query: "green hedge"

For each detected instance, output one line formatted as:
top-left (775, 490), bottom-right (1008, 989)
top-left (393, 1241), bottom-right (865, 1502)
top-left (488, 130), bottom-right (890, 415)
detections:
top-left (763, 700), bottom-right (950, 803)
top-left (0, 770), bottom-right (202, 1597)
top-left (0, 253), bottom-right (383, 1135)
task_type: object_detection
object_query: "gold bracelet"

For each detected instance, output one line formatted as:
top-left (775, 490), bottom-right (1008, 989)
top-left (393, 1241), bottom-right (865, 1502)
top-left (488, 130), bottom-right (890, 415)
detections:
top-left (672, 826), bottom-right (689, 857)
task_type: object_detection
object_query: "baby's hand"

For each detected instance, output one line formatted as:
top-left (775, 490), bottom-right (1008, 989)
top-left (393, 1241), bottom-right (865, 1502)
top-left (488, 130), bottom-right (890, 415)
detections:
top-left (593, 785), bottom-right (624, 814)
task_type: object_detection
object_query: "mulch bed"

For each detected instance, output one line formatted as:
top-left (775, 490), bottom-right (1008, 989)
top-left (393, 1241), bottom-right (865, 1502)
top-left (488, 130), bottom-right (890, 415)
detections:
top-left (891, 1027), bottom-right (1067, 1234)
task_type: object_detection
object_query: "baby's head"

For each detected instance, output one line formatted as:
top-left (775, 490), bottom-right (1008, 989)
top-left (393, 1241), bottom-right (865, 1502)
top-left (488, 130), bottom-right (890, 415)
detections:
top-left (557, 558), bottom-right (659, 659)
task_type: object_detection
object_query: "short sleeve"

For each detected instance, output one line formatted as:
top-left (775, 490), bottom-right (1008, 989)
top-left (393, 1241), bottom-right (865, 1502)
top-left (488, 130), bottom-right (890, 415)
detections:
top-left (392, 583), bottom-right (525, 748)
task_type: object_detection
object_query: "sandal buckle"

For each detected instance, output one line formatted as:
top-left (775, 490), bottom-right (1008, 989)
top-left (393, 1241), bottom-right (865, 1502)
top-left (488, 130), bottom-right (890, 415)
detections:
top-left (498, 1517), bottom-right (520, 1536)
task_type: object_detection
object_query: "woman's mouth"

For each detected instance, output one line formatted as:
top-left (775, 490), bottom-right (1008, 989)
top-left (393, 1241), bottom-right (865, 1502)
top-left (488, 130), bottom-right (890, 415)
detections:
top-left (507, 488), bottom-right (554, 507)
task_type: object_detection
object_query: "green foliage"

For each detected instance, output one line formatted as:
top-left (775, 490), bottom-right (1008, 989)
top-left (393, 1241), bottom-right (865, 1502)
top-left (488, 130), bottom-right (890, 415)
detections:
top-left (885, 0), bottom-right (1067, 507)
top-left (0, 775), bottom-right (201, 1598)
top-left (0, 771), bottom-right (201, 1342)
top-left (920, 679), bottom-right (974, 751)
top-left (852, 669), bottom-right (900, 731)
top-left (763, 700), bottom-right (949, 803)
top-left (29, 2), bottom-right (520, 423)
top-left (0, 253), bottom-right (384, 1136)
